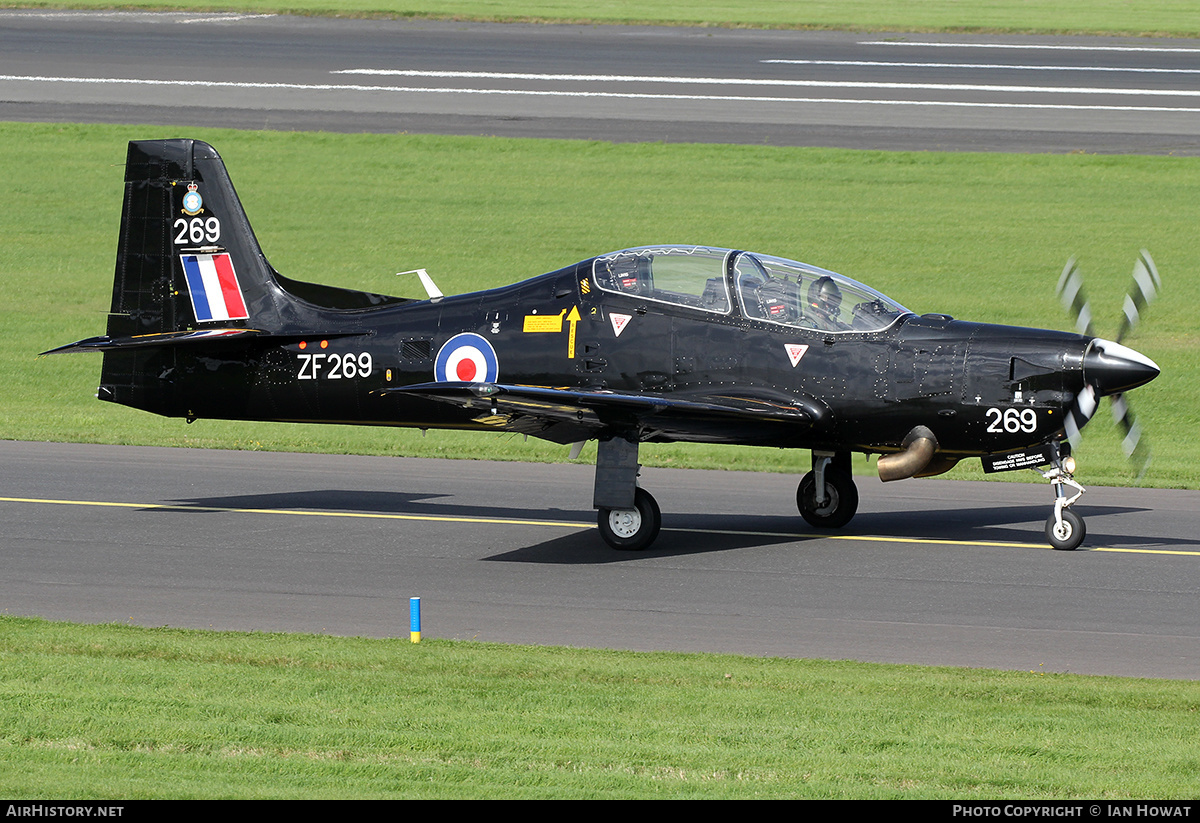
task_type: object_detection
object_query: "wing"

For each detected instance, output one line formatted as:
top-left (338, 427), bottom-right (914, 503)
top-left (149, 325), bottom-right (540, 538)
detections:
top-left (381, 382), bottom-right (827, 446)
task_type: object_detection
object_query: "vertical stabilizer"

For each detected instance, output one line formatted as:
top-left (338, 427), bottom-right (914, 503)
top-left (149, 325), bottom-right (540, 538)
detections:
top-left (100, 139), bottom-right (287, 415)
top-left (106, 139), bottom-right (281, 338)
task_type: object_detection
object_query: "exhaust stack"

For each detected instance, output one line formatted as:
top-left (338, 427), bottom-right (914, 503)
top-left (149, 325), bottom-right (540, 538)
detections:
top-left (878, 425), bottom-right (938, 482)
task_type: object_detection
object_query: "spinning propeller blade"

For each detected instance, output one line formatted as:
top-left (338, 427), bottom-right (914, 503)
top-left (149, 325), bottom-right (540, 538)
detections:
top-left (1063, 383), bottom-right (1097, 450)
top-left (1111, 251), bottom-right (1159, 478)
top-left (1110, 393), bottom-right (1151, 480)
top-left (1057, 257), bottom-right (1094, 337)
top-left (1057, 252), bottom-right (1160, 478)
top-left (1116, 250), bottom-right (1160, 345)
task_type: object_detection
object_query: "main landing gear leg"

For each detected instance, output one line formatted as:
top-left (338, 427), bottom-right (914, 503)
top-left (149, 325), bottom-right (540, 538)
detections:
top-left (797, 451), bottom-right (859, 529)
top-left (594, 436), bottom-right (661, 551)
top-left (1041, 442), bottom-right (1086, 551)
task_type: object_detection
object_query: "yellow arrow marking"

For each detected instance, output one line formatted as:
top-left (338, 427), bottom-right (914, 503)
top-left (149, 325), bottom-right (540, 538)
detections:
top-left (566, 305), bottom-right (581, 358)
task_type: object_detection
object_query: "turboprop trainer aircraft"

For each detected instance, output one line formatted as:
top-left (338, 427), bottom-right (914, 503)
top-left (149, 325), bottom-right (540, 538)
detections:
top-left (48, 139), bottom-right (1161, 552)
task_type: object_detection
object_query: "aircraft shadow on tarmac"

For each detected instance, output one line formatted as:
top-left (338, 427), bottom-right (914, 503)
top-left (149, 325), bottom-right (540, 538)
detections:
top-left (493, 503), bottom-right (1165, 564)
top-left (161, 488), bottom-right (590, 524)
top-left (157, 489), bottom-right (1165, 562)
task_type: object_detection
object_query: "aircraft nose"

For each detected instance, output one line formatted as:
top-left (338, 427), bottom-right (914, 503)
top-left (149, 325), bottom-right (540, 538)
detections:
top-left (1083, 338), bottom-right (1160, 396)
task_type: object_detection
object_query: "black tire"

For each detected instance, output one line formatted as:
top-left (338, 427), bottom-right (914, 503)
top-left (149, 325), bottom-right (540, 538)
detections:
top-left (597, 488), bottom-right (662, 551)
top-left (1046, 509), bottom-right (1085, 551)
top-left (797, 468), bottom-right (859, 529)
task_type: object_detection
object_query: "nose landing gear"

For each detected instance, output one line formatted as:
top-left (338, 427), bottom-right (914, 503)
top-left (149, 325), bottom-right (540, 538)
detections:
top-left (1040, 443), bottom-right (1086, 551)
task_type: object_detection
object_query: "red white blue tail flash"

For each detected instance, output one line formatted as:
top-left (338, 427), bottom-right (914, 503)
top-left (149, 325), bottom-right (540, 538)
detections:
top-left (181, 253), bottom-right (250, 322)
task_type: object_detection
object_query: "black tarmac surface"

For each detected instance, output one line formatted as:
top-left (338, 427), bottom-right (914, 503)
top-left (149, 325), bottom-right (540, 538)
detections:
top-left (4, 441), bottom-right (1198, 678)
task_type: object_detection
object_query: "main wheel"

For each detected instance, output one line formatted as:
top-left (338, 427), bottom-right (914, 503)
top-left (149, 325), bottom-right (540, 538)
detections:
top-left (1046, 509), bottom-right (1085, 551)
top-left (597, 487), bottom-right (662, 551)
top-left (797, 468), bottom-right (859, 529)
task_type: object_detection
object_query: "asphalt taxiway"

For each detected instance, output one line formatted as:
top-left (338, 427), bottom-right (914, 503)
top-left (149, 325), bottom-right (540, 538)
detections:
top-left (4, 440), bottom-right (1197, 678)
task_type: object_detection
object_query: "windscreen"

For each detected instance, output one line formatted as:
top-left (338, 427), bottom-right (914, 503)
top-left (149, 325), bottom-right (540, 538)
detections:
top-left (734, 252), bottom-right (911, 333)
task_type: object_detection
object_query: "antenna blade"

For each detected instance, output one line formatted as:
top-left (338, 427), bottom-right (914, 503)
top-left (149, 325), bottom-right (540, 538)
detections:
top-left (397, 268), bottom-right (443, 301)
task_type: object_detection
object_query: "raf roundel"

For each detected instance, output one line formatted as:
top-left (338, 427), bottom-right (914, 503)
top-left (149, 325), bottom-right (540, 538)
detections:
top-left (434, 333), bottom-right (499, 384)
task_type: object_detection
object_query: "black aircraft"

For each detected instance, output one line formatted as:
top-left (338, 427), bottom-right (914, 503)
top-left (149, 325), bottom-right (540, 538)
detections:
top-left (48, 139), bottom-right (1162, 552)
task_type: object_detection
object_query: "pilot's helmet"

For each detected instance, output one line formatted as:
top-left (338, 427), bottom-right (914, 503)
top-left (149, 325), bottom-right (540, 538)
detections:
top-left (808, 276), bottom-right (842, 316)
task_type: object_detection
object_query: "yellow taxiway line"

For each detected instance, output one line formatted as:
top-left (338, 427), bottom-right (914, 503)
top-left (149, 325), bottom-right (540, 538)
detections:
top-left (0, 495), bottom-right (588, 530)
top-left (3, 495), bottom-right (1198, 556)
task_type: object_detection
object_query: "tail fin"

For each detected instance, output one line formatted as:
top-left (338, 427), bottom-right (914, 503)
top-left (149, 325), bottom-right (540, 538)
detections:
top-left (88, 139), bottom-right (289, 416)
top-left (80, 139), bottom-right (407, 417)
top-left (107, 139), bottom-right (283, 339)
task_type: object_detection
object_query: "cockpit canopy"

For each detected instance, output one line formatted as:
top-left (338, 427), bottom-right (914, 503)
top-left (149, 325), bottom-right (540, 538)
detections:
top-left (592, 245), bottom-right (912, 333)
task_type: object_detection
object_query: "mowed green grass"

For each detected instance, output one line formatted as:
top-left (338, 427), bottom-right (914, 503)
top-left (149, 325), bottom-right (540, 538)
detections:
top-left (8, 0), bottom-right (1200, 37)
top-left (2, 615), bottom-right (1198, 799)
top-left (4, 122), bottom-right (1197, 487)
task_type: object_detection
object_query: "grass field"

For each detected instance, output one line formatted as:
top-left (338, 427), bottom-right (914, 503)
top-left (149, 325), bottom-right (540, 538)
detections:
top-left (6, 1), bottom-right (1200, 37)
top-left (2, 615), bottom-right (1198, 799)
top-left (5, 122), bottom-right (1197, 487)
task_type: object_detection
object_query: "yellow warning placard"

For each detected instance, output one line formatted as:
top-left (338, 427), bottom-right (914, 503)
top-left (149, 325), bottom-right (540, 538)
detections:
top-left (523, 309), bottom-right (567, 333)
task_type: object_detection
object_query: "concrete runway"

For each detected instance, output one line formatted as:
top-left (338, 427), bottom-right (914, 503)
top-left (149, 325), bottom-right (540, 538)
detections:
top-left (2, 10), bottom-right (1200, 152)
top-left (4, 441), bottom-right (1198, 679)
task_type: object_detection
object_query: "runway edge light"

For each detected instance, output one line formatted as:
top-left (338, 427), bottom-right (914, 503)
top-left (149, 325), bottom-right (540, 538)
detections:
top-left (410, 596), bottom-right (421, 643)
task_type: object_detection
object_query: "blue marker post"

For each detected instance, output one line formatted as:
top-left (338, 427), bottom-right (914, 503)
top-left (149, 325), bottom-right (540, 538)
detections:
top-left (410, 596), bottom-right (421, 643)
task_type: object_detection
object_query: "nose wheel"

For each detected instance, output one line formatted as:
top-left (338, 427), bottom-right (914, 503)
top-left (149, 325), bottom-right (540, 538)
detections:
top-left (1046, 507), bottom-right (1085, 551)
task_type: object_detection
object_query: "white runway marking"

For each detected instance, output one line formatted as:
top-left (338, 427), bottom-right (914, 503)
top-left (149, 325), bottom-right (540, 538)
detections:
top-left (859, 40), bottom-right (1200, 53)
top-left (332, 68), bottom-right (1200, 98)
top-left (0, 11), bottom-right (276, 22)
top-left (762, 59), bottom-right (1200, 75)
top-left (4, 73), bottom-right (1199, 114)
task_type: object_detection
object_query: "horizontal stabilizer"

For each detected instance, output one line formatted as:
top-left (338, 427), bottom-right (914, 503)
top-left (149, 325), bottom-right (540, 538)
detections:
top-left (42, 327), bottom-right (370, 355)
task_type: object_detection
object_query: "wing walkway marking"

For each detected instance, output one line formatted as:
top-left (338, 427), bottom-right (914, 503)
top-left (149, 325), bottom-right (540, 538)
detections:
top-left (4, 496), bottom-right (1197, 556)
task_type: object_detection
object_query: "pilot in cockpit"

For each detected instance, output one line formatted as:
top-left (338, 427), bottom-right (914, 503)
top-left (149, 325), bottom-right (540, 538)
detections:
top-left (807, 276), bottom-right (849, 330)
